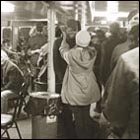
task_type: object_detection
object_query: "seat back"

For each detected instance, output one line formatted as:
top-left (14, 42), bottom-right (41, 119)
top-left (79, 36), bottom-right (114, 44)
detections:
top-left (19, 82), bottom-right (29, 97)
top-left (10, 82), bottom-right (28, 120)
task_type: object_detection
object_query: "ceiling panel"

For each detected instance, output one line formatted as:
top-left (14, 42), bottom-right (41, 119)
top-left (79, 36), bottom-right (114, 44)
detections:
top-left (95, 1), bottom-right (107, 11)
top-left (119, 1), bottom-right (139, 12)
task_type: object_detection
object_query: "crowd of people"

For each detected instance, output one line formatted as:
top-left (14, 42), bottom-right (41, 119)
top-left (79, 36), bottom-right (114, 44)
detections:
top-left (1, 9), bottom-right (139, 139)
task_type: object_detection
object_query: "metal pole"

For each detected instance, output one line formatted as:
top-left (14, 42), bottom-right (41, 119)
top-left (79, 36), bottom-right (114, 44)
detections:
top-left (81, 1), bottom-right (86, 30)
top-left (47, 4), bottom-right (55, 92)
top-left (12, 22), bottom-right (18, 51)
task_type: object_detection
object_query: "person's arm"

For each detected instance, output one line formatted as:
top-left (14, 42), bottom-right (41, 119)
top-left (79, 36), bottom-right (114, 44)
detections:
top-left (59, 32), bottom-right (70, 64)
top-left (37, 43), bottom-right (48, 67)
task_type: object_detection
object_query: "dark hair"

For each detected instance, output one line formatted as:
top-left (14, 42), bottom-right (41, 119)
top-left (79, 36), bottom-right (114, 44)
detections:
top-left (2, 39), bottom-right (10, 44)
top-left (110, 22), bottom-right (120, 29)
top-left (95, 29), bottom-right (105, 40)
top-left (129, 24), bottom-right (139, 39)
top-left (67, 19), bottom-right (81, 31)
top-left (55, 26), bottom-right (62, 38)
top-left (76, 20), bottom-right (81, 31)
top-left (36, 22), bottom-right (44, 32)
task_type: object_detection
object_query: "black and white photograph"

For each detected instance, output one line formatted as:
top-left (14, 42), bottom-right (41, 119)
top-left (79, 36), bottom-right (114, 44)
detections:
top-left (1, 1), bottom-right (139, 139)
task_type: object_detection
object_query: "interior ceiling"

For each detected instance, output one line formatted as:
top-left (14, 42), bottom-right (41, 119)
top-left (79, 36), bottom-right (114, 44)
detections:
top-left (2, 1), bottom-right (139, 22)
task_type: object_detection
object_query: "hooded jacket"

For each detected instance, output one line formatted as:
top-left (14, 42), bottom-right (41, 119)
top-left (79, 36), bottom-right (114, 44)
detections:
top-left (59, 41), bottom-right (100, 106)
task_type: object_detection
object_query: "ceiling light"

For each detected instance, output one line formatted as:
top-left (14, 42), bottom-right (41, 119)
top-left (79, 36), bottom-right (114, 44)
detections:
top-left (1, 1), bottom-right (15, 13)
top-left (60, 6), bottom-right (73, 10)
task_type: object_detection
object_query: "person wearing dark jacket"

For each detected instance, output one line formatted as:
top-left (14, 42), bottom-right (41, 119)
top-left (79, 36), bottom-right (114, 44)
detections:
top-left (1, 50), bottom-right (24, 113)
top-left (53, 26), bottom-right (66, 93)
top-left (100, 22), bottom-right (124, 86)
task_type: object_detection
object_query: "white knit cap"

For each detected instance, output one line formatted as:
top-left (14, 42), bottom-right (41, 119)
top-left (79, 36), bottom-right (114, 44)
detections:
top-left (76, 30), bottom-right (91, 47)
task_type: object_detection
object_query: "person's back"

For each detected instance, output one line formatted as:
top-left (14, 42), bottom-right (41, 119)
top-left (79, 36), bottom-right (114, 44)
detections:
top-left (63, 46), bottom-right (100, 105)
top-left (1, 58), bottom-right (24, 94)
top-left (103, 47), bottom-right (139, 139)
top-left (111, 40), bottom-right (130, 70)
top-left (101, 22), bottom-right (124, 85)
top-left (60, 30), bottom-right (100, 106)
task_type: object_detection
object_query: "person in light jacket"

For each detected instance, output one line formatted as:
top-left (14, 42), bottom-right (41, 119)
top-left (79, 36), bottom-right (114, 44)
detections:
top-left (59, 30), bottom-right (100, 139)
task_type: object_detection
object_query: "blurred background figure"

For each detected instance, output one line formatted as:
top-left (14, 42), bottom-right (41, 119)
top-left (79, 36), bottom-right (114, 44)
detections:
top-left (127, 10), bottom-right (139, 32)
top-left (1, 50), bottom-right (24, 113)
top-left (111, 24), bottom-right (139, 70)
top-left (26, 22), bottom-right (48, 91)
top-left (59, 30), bottom-right (100, 139)
top-left (102, 47), bottom-right (139, 139)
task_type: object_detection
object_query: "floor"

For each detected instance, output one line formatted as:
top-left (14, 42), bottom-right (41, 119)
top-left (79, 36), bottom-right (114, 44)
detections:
top-left (1, 115), bottom-right (109, 139)
top-left (1, 103), bottom-right (109, 139)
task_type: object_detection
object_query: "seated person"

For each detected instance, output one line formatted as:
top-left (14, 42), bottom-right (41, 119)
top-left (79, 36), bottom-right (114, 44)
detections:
top-left (1, 39), bottom-right (20, 64)
top-left (1, 50), bottom-right (24, 113)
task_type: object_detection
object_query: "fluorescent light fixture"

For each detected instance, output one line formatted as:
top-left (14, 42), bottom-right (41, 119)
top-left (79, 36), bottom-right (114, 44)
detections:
top-left (1, 1), bottom-right (15, 12)
top-left (101, 20), bottom-right (107, 24)
top-left (75, 9), bottom-right (78, 20)
top-left (60, 6), bottom-right (73, 10)
top-left (107, 1), bottom-right (118, 13)
top-left (107, 1), bottom-right (119, 21)
top-left (89, 1), bottom-right (95, 21)
top-left (107, 13), bottom-right (118, 22)
top-left (93, 11), bottom-right (129, 18)
top-left (59, 1), bottom-right (73, 5)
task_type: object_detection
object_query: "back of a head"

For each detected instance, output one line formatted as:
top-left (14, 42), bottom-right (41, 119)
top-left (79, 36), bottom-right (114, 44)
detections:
top-left (109, 22), bottom-right (120, 34)
top-left (36, 22), bottom-right (44, 32)
top-left (95, 29), bottom-right (105, 40)
top-left (76, 30), bottom-right (91, 48)
top-left (1, 50), bottom-right (9, 65)
top-left (2, 39), bottom-right (10, 44)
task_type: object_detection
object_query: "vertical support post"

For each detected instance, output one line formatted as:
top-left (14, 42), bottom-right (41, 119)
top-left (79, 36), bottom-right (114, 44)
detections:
top-left (75, 4), bottom-right (79, 21)
top-left (47, 4), bottom-right (55, 92)
top-left (81, 1), bottom-right (86, 30)
top-left (12, 21), bottom-right (18, 51)
top-left (89, 1), bottom-right (95, 22)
